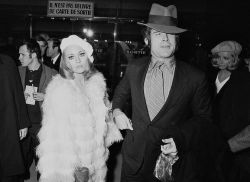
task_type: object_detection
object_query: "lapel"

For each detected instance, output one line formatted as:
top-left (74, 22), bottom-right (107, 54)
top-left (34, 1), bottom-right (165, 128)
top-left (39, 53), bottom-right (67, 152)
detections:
top-left (54, 54), bottom-right (61, 69)
top-left (215, 73), bottom-right (232, 102)
top-left (137, 57), bottom-right (152, 124)
top-left (151, 60), bottom-right (185, 123)
top-left (18, 65), bottom-right (46, 92)
top-left (18, 66), bottom-right (26, 89)
top-left (39, 65), bottom-right (46, 92)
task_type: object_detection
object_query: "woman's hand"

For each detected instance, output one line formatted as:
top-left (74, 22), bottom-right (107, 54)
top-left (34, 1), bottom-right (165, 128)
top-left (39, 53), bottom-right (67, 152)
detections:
top-left (113, 109), bottom-right (133, 130)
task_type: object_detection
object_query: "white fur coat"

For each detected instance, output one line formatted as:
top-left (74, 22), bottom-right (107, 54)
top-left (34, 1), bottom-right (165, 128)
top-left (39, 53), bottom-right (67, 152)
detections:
top-left (36, 73), bottom-right (123, 182)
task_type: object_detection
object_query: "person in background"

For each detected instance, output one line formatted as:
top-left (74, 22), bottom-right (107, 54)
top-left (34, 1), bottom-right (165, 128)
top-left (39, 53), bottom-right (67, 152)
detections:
top-left (244, 57), bottom-right (250, 72)
top-left (18, 39), bottom-right (57, 180)
top-left (43, 38), bottom-right (61, 71)
top-left (36, 35), bottom-right (122, 182)
top-left (112, 3), bottom-right (219, 182)
top-left (0, 35), bottom-right (19, 65)
top-left (0, 54), bottom-right (30, 182)
top-left (38, 33), bottom-right (50, 42)
top-left (35, 35), bottom-right (48, 63)
top-left (211, 40), bottom-right (250, 182)
top-left (243, 45), bottom-right (250, 72)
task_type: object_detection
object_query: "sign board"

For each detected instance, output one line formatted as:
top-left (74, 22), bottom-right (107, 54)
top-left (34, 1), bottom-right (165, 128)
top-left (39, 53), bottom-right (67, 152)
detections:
top-left (47, 0), bottom-right (94, 19)
top-left (126, 50), bottom-right (146, 55)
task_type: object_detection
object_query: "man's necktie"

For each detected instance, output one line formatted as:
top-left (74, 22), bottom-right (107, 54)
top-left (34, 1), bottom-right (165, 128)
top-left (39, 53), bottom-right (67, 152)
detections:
top-left (146, 62), bottom-right (165, 120)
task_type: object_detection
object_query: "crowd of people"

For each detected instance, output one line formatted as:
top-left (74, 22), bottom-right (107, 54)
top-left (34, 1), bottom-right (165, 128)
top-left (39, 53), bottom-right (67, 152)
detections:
top-left (0, 2), bottom-right (250, 182)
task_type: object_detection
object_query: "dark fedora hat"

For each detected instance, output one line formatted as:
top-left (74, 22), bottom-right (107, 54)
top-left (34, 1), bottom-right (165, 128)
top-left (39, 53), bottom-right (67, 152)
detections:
top-left (138, 3), bottom-right (187, 34)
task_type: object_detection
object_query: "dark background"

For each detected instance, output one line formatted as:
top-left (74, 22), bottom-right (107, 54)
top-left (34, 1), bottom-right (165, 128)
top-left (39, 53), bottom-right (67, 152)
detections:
top-left (0, 0), bottom-right (249, 45)
top-left (0, 0), bottom-right (250, 92)
top-left (1, 1), bottom-right (249, 181)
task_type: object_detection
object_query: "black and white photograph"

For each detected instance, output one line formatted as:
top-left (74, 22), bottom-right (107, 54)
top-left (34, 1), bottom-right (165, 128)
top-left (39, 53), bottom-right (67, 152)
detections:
top-left (0, 0), bottom-right (250, 182)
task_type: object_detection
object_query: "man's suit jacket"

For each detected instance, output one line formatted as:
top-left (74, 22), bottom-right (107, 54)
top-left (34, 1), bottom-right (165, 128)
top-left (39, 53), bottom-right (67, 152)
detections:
top-left (0, 54), bottom-right (30, 177)
top-left (112, 57), bottom-right (219, 182)
top-left (43, 53), bottom-right (61, 72)
top-left (18, 64), bottom-right (57, 108)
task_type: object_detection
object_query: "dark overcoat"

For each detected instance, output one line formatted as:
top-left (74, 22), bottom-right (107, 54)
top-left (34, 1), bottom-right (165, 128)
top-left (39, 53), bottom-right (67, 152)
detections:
top-left (43, 54), bottom-right (61, 72)
top-left (0, 54), bottom-right (30, 177)
top-left (213, 68), bottom-right (250, 182)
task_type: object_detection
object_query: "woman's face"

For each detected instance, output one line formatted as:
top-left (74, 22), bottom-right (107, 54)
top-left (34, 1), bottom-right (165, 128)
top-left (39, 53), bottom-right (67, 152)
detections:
top-left (213, 52), bottom-right (234, 70)
top-left (63, 45), bottom-right (89, 74)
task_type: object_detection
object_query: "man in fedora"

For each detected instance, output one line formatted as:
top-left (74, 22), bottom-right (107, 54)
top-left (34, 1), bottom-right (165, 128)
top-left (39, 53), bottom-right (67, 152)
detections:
top-left (112, 3), bottom-right (221, 182)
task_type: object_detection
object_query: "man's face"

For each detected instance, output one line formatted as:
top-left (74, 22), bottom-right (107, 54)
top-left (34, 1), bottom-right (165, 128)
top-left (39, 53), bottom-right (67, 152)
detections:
top-left (150, 29), bottom-right (176, 59)
top-left (18, 45), bottom-right (33, 67)
top-left (46, 41), bottom-right (57, 58)
top-left (37, 41), bottom-right (47, 57)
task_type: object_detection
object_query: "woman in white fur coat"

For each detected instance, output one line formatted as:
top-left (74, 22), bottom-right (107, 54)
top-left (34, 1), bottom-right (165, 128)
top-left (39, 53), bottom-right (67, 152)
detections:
top-left (36, 35), bottom-right (123, 182)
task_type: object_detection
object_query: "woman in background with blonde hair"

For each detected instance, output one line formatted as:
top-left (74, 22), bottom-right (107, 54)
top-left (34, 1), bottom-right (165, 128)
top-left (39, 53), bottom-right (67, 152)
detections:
top-left (36, 35), bottom-right (122, 182)
top-left (211, 40), bottom-right (242, 93)
top-left (211, 41), bottom-right (250, 182)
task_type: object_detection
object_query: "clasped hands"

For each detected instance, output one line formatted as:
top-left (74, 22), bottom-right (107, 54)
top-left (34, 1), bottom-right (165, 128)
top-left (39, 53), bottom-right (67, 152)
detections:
top-left (24, 92), bottom-right (45, 101)
top-left (113, 109), bottom-right (177, 155)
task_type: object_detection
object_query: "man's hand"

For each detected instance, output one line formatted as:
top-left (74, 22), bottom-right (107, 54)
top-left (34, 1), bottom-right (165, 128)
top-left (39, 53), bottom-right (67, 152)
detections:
top-left (161, 138), bottom-right (177, 156)
top-left (33, 92), bottom-right (45, 101)
top-left (19, 128), bottom-right (28, 140)
top-left (113, 109), bottom-right (133, 130)
top-left (228, 125), bottom-right (250, 153)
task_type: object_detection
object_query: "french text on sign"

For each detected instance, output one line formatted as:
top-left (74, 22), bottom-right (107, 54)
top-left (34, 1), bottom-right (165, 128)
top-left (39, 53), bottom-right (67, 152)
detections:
top-left (47, 1), bottom-right (94, 18)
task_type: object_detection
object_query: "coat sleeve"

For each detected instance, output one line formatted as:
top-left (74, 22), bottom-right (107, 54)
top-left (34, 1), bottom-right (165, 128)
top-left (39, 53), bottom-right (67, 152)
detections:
top-left (112, 64), bottom-right (131, 110)
top-left (104, 96), bottom-right (123, 147)
top-left (89, 74), bottom-right (123, 147)
top-left (228, 125), bottom-right (250, 152)
top-left (36, 76), bottom-right (77, 182)
top-left (227, 70), bottom-right (250, 152)
top-left (13, 63), bottom-right (30, 129)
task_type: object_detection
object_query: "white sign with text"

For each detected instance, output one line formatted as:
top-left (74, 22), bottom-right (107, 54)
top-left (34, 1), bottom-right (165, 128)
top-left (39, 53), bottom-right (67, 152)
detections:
top-left (47, 1), bottom-right (94, 18)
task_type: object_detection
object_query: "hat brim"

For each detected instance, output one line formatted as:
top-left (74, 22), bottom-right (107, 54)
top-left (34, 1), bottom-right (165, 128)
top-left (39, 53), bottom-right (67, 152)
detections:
top-left (138, 22), bottom-right (187, 34)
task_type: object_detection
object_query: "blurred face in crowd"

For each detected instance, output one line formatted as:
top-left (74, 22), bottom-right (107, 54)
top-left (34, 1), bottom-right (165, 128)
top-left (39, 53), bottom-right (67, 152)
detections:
top-left (245, 58), bottom-right (250, 72)
top-left (63, 45), bottom-right (90, 74)
top-left (150, 29), bottom-right (176, 59)
top-left (46, 40), bottom-right (58, 58)
top-left (212, 52), bottom-right (234, 70)
top-left (18, 45), bottom-right (33, 67)
top-left (37, 40), bottom-right (47, 57)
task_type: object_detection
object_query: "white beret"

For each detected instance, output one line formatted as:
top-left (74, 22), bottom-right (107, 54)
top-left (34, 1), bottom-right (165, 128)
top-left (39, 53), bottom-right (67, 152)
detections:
top-left (60, 35), bottom-right (94, 63)
top-left (211, 41), bottom-right (242, 56)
